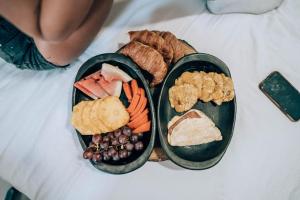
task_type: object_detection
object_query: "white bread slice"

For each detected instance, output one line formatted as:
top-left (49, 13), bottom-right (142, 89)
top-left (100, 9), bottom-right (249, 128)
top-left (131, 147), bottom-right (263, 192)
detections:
top-left (167, 109), bottom-right (222, 146)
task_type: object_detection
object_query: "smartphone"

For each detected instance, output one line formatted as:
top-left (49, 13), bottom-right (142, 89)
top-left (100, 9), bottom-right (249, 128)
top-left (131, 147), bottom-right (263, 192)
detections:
top-left (259, 71), bottom-right (300, 122)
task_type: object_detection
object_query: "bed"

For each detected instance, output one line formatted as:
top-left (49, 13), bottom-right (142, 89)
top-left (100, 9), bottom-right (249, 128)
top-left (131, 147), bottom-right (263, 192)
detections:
top-left (0, 0), bottom-right (300, 199)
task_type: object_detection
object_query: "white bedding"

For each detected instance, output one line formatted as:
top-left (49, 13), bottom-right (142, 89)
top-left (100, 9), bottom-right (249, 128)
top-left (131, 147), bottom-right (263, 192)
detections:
top-left (1, 0), bottom-right (300, 199)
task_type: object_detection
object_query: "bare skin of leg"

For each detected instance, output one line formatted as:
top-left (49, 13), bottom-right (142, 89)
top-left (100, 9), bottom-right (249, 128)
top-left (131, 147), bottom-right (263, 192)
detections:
top-left (35, 0), bottom-right (113, 66)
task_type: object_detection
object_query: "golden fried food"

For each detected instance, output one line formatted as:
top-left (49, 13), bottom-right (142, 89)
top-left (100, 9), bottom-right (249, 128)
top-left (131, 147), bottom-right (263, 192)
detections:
top-left (81, 101), bottom-right (100, 134)
top-left (172, 71), bottom-right (235, 106)
top-left (169, 84), bottom-right (198, 112)
top-left (175, 71), bottom-right (203, 98)
top-left (71, 101), bottom-right (94, 135)
top-left (71, 97), bottom-right (130, 135)
top-left (90, 99), bottom-right (112, 132)
top-left (201, 75), bottom-right (215, 102)
top-left (95, 96), bottom-right (130, 131)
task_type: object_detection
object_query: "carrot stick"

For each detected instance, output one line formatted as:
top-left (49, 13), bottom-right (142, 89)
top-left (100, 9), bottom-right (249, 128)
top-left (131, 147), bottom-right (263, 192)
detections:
top-left (123, 82), bottom-right (132, 102)
top-left (133, 121), bottom-right (151, 133)
top-left (127, 90), bottom-right (140, 113)
top-left (128, 114), bottom-right (148, 129)
top-left (130, 96), bottom-right (146, 117)
top-left (130, 108), bottom-right (148, 122)
top-left (131, 99), bottom-right (147, 120)
top-left (140, 88), bottom-right (145, 97)
top-left (131, 80), bottom-right (138, 95)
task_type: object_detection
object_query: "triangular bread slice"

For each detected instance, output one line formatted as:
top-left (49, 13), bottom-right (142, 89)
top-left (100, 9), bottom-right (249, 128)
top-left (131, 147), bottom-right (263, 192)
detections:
top-left (167, 109), bottom-right (222, 146)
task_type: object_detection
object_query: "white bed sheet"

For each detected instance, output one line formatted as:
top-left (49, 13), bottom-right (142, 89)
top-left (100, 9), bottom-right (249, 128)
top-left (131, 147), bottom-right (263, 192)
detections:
top-left (1, 0), bottom-right (300, 199)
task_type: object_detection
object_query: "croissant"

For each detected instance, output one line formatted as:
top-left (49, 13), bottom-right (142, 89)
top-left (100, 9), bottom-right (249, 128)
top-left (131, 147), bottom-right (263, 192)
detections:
top-left (129, 30), bottom-right (173, 65)
top-left (120, 41), bottom-right (168, 86)
top-left (155, 31), bottom-right (196, 63)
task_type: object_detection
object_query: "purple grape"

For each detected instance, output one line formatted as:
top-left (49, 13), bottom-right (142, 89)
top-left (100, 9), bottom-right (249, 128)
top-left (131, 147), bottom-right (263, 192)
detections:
top-left (111, 138), bottom-right (119, 146)
top-left (130, 135), bottom-right (138, 143)
top-left (83, 148), bottom-right (94, 159)
top-left (92, 152), bottom-right (102, 162)
top-left (118, 135), bottom-right (128, 144)
top-left (102, 136), bottom-right (110, 143)
top-left (102, 151), bottom-right (110, 161)
top-left (108, 148), bottom-right (117, 157)
top-left (99, 142), bottom-right (109, 150)
top-left (107, 132), bottom-right (114, 139)
top-left (89, 142), bottom-right (97, 148)
top-left (112, 154), bottom-right (120, 161)
top-left (92, 134), bottom-right (102, 144)
top-left (122, 126), bottom-right (132, 137)
top-left (119, 149), bottom-right (128, 159)
top-left (134, 141), bottom-right (144, 151)
top-left (114, 129), bottom-right (122, 138)
top-left (125, 143), bottom-right (134, 151)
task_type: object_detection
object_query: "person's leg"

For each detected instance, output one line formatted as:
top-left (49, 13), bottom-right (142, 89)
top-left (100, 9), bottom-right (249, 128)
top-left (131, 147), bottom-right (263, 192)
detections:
top-left (34, 0), bottom-right (113, 66)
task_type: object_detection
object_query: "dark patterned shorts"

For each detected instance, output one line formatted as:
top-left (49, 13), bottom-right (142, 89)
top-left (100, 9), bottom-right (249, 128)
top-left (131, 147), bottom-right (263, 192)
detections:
top-left (0, 17), bottom-right (67, 70)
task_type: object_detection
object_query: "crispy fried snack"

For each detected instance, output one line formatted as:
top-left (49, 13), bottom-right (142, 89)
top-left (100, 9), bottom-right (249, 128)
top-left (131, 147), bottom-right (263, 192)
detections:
top-left (169, 84), bottom-right (198, 112)
top-left (120, 41), bottom-right (168, 86)
top-left (129, 30), bottom-right (173, 65)
top-left (71, 97), bottom-right (130, 135)
top-left (173, 71), bottom-right (235, 106)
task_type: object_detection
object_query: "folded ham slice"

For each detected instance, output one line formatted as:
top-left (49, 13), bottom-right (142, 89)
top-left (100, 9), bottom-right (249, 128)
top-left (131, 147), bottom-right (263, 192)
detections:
top-left (167, 109), bottom-right (222, 146)
top-left (74, 79), bottom-right (109, 99)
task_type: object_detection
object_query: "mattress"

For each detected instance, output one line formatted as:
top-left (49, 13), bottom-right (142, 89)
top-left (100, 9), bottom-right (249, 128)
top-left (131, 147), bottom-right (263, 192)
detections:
top-left (0, 0), bottom-right (300, 199)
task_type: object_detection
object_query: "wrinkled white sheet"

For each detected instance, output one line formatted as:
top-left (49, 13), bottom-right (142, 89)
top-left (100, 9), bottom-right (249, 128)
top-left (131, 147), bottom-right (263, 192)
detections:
top-left (0, 0), bottom-right (300, 199)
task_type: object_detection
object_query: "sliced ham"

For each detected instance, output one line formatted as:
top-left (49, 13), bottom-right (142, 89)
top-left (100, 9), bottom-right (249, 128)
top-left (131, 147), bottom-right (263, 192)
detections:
top-left (101, 63), bottom-right (132, 82)
top-left (74, 82), bottom-right (98, 99)
top-left (85, 70), bottom-right (102, 80)
top-left (98, 77), bottom-right (122, 97)
top-left (74, 79), bottom-right (109, 99)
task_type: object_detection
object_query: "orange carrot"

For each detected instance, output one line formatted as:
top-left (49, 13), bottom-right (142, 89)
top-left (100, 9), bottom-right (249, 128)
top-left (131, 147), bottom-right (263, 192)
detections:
top-left (133, 121), bottom-right (151, 133)
top-left (127, 90), bottom-right (140, 113)
top-left (131, 80), bottom-right (138, 95)
top-left (140, 88), bottom-right (145, 97)
top-left (131, 99), bottom-right (148, 120)
top-left (128, 114), bottom-right (148, 129)
top-left (131, 108), bottom-right (149, 122)
top-left (130, 96), bottom-right (146, 117)
top-left (123, 82), bottom-right (132, 102)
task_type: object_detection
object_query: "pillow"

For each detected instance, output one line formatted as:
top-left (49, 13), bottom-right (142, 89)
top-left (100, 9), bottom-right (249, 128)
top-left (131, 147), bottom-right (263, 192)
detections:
top-left (206, 0), bottom-right (284, 14)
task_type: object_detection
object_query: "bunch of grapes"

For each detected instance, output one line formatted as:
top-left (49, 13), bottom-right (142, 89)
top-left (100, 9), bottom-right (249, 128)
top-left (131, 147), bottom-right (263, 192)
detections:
top-left (83, 126), bottom-right (144, 162)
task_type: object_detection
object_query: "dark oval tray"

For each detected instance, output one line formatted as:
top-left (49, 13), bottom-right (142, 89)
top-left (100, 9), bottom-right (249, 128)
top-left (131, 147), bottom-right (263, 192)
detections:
top-left (157, 53), bottom-right (236, 170)
top-left (72, 53), bottom-right (156, 174)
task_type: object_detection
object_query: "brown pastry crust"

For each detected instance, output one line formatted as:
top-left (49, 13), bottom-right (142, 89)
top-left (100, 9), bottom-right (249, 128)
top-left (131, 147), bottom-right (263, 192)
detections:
top-left (120, 41), bottom-right (168, 86)
top-left (129, 30), bottom-right (173, 65)
top-left (155, 31), bottom-right (197, 63)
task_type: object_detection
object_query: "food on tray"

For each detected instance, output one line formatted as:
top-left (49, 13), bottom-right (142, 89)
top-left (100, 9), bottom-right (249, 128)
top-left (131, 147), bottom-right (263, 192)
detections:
top-left (74, 79), bottom-right (108, 99)
top-left (154, 31), bottom-right (197, 63)
top-left (123, 79), bottom-right (151, 133)
top-left (120, 41), bottom-right (168, 86)
top-left (129, 30), bottom-right (174, 65)
top-left (167, 109), bottom-right (222, 146)
top-left (169, 71), bottom-right (235, 110)
top-left (98, 78), bottom-right (122, 97)
top-left (121, 30), bottom-right (197, 87)
top-left (101, 63), bottom-right (132, 82)
top-left (169, 84), bottom-right (198, 112)
top-left (71, 96), bottom-right (130, 135)
top-left (74, 63), bottom-right (132, 99)
top-left (83, 126), bottom-right (145, 162)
